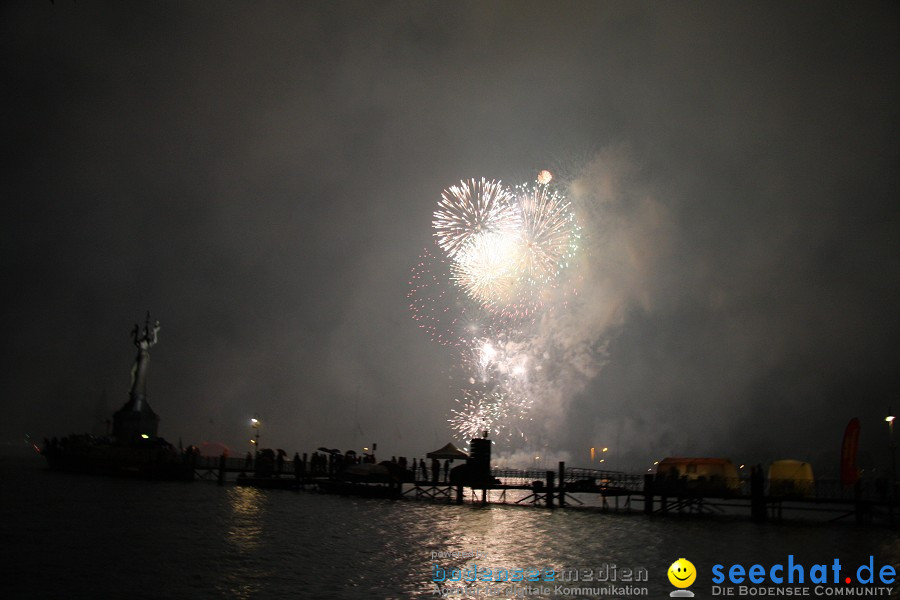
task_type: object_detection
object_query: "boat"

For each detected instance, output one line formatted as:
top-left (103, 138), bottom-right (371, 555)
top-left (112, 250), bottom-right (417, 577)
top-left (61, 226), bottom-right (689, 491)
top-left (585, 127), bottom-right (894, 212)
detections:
top-left (41, 313), bottom-right (194, 482)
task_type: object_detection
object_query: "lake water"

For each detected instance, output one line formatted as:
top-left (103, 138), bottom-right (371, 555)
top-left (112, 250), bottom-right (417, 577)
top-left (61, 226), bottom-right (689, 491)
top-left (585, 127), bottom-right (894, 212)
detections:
top-left (3, 453), bottom-right (898, 599)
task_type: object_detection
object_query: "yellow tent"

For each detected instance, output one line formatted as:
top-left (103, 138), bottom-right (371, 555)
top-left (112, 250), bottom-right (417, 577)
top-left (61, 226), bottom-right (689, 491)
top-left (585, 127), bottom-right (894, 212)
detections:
top-left (768, 459), bottom-right (814, 497)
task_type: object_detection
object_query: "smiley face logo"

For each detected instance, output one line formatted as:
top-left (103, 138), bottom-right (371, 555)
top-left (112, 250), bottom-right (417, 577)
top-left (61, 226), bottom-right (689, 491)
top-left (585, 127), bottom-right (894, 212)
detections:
top-left (668, 558), bottom-right (696, 588)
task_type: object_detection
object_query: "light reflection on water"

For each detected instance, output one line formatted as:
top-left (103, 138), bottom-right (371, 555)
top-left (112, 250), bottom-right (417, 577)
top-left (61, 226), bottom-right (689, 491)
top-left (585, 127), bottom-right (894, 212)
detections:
top-left (3, 456), bottom-right (899, 599)
top-left (220, 486), bottom-right (269, 599)
top-left (226, 486), bottom-right (266, 551)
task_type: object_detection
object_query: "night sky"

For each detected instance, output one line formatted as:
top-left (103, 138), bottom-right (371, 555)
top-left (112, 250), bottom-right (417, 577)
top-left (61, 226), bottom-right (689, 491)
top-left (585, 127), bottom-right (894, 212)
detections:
top-left (3, 1), bottom-right (899, 475)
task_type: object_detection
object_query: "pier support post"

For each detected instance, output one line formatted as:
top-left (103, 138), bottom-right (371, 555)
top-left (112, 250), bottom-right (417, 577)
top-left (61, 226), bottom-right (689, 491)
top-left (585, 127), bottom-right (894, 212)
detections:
top-left (558, 462), bottom-right (566, 508)
top-left (854, 480), bottom-right (867, 524)
top-left (643, 474), bottom-right (654, 515)
top-left (546, 471), bottom-right (555, 508)
top-left (750, 464), bottom-right (766, 522)
top-left (456, 483), bottom-right (463, 504)
top-left (217, 454), bottom-right (226, 486)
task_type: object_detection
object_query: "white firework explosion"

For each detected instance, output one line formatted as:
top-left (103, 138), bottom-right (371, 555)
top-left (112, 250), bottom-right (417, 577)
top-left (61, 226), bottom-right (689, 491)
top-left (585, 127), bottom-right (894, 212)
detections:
top-left (432, 178), bottom-right (521, 259)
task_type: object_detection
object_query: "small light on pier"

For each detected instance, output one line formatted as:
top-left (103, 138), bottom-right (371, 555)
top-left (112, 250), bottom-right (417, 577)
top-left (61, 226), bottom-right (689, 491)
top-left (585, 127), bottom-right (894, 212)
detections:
top-left (140, 434), bottom-right (149, 439)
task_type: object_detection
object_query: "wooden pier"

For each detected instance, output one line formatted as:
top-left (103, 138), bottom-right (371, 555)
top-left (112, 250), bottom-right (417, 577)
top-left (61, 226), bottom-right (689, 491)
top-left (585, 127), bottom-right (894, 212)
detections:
top-left (186, 455), bottom-right (897, 525)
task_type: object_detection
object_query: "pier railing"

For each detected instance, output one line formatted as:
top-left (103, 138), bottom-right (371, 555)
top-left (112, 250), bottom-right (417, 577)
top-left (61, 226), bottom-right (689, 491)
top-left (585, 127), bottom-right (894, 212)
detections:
top-left (647, 475), bottom-right (887, 503)
top-left (188, 456), bottom-right (891, 504)
top-left (563, 467), bottom-right (645, 493)
top-left (177, 454), bottom-right (898, 524)
top-left (486, 467), bottom-right (646, 495)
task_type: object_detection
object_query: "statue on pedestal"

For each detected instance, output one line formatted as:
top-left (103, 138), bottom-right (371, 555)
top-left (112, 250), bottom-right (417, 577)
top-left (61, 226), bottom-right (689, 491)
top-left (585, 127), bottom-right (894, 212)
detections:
top-left (129, 313), bottom-right (160, 410)
top-left (113, 312), bottom-right (161, 444)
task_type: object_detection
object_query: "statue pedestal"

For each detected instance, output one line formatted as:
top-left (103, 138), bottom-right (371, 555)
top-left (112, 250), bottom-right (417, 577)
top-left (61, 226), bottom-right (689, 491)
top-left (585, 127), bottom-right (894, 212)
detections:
top-left (112, 394), bottom-right (160, 444)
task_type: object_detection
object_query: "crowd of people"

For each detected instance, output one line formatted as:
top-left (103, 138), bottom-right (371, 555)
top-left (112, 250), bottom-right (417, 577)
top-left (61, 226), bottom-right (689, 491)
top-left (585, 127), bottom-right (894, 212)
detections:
top-left (239, 447), bottom-right (458, 483)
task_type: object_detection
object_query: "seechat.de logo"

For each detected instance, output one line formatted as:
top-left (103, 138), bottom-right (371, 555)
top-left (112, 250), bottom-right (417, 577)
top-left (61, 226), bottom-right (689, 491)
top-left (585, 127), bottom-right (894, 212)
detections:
top-left (668, 558), bottom-right (697, 597)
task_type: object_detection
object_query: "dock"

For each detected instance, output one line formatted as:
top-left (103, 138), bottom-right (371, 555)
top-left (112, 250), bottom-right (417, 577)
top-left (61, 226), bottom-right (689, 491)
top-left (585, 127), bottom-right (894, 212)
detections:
top-left (186, 455), bottom-right (897, 525)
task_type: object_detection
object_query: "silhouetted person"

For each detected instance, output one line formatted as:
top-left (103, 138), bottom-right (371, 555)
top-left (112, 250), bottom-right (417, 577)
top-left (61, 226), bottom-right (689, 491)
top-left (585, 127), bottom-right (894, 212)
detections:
top-left (443, 459), bottom-right (450, 482)
top-left (431, 458), bottom-right (440, 484)
top-left (245, 451), bottom-right (253, 469)
top-left (293, 452), bottom-right (301, 478)
top-left (419, 458), bottom-right (428, 481)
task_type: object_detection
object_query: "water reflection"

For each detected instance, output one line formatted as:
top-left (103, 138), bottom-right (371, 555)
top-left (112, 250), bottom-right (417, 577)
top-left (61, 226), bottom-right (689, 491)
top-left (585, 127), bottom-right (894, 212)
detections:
top-left (218, 486), bottom-right (271, 600)
top-left (417, 506), bottom-right (575, 599)
top-left (10, 455), bottom-right (897, 599)
top-left (226, 486), bottom-right (266, 552)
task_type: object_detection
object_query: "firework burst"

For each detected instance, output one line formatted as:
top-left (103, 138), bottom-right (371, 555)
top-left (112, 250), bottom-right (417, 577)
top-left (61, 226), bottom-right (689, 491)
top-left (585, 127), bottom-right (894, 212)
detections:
top-left (463, 337), bottom-right (534, 388)
top-left (448, 387), bottom-right (532, 443)
top-left (433, 178), bottom-right (521, 259)
top-left (450, 230), bottom-right (522, 307)
top-left (513, 180), bottom-right (580, 285)
top-left (449, 389), bottom-right (508, 441)
top-left (411, 169), bottom-right (582, 446)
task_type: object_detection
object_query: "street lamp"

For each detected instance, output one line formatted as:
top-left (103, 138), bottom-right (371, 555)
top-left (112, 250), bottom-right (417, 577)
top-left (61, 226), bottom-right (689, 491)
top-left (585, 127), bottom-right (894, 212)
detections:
top-left (887, 409), bottom-right (896, 503)
top-left (250, 416), bottom-right (260, 456)
top-left (591, 447), bottom-right (609, 465)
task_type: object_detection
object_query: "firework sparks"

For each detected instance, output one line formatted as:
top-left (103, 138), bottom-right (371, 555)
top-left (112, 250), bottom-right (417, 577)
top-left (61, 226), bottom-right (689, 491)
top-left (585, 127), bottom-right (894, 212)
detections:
top-left (407, 245), bottom-right (472, 347)
top-left (432, 178), bottom-right (521, 259)
top-left (450, 230), bottom-right (522, 308)
top-left (464, 337), bottom-right (534, 387)
top-left (436, 176), bottom-right (579, 318)
top-left (513, 181), bottom-right (580, 285)
top-left (449, 389), bottom-right (507, 441)
top-left (448, 387), bottom-right (532, 443)
top-left (411, 169), bottom-right (582, 445)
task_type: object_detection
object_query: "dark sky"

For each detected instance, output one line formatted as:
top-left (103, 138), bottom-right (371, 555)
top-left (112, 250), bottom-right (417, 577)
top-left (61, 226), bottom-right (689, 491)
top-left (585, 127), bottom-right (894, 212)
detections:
top-left (3, 1), bottom-right (899, 475)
